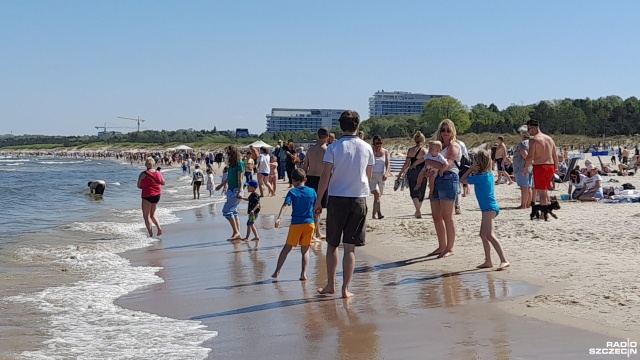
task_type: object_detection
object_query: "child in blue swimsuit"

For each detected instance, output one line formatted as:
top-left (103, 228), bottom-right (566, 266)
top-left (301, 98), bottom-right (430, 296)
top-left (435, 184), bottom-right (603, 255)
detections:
top-left (460, 149), bottom-right (510, 271)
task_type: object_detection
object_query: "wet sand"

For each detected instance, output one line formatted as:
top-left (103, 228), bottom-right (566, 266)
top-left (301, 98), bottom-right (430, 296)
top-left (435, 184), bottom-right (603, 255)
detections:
top-left (117, 206), bottom-right (621, 360)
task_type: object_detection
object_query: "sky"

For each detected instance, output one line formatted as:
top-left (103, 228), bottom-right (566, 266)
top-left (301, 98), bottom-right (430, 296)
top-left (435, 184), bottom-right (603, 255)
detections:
top-left (1, 1), bottom-right (639, 136)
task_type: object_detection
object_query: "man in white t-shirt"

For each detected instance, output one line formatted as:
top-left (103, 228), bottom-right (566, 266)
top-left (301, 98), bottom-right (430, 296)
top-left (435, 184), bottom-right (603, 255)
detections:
top-left (314, 110), bottom-right (374, 298)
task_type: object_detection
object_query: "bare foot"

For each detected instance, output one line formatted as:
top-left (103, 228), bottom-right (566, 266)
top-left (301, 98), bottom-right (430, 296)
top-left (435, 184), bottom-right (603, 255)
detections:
top-left (299, 275), bottom-right (307, 281)
top-left (315, 233), bottom-right (326, 240)
top-left (428, 248), bottom-right (444, 257)
top-left (342, 288), bottom-right (354, 298)
top-left (476, 263), bottom-right (493, 269)
top-left (414, 212), bottom-right (422, 219)
top-left (251, 237), bottom-right (260, 241)
top-left (271, 272), bottom-right (279, 279)
top-left (227, 235), bottom-right (242, 241)
top-left (157, 229), bottom-right (163, 236)
top-left (317, 285), bottom-right (335, 295)
top-left (437, 251), bottom-right (454, 259)
top-left (496, 262), bottom-right (511, 271)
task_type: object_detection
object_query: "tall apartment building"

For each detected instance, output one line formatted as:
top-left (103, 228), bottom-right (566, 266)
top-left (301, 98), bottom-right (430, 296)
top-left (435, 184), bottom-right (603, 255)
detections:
top-left (369, 91), bottom-right (446, 118)
top-left (266, 108), bottom-right (345, 133)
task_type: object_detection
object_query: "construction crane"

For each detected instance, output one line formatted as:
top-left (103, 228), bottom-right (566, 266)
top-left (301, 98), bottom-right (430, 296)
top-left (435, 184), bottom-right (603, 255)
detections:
top-left (117, 116), bottom-right (146, 132)
top-left (95, 123), bottom-right (135, 137)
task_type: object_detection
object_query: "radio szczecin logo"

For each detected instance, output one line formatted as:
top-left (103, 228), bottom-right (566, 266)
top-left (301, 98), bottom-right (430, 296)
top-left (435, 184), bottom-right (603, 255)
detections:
top-left (589, 339), bottom-right (637, 357)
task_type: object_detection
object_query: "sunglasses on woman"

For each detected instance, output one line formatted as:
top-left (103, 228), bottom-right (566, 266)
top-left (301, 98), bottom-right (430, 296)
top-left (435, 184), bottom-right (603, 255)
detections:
top-left (440, 128), bottom-right (452, 133)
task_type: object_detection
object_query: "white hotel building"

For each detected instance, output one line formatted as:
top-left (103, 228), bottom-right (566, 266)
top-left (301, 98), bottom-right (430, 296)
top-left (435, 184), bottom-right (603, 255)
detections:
top-left (265, 108), bottom-right (345, 133)
top-left (369, 91), bottom-right (446, 118)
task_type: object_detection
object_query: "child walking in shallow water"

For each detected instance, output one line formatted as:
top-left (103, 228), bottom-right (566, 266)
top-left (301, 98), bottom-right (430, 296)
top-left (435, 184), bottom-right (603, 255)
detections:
top-left (272, 168), bottom-right (317, 281)
top-left (460, 149), bottom-right (510, 271)
top-left (242, 180), bottom-right (261, 241)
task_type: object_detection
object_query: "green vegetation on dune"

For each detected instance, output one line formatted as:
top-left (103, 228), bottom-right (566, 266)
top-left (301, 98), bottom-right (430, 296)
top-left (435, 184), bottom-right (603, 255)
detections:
top-left (3, 95), bottom-right (640, 151)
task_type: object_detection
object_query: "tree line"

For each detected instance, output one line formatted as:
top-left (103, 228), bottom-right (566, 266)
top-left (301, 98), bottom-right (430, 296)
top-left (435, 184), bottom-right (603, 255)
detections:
top-left (2, 95), bottom-right (639, 148)
top-left (359, 95), bottom-right (640, 139)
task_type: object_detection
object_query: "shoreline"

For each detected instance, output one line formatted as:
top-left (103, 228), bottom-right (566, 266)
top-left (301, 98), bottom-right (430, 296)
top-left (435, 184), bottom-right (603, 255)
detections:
top-left (117, 203), bottom-right (622, 359)
top-left (115, 158), bottom-right (638, 357)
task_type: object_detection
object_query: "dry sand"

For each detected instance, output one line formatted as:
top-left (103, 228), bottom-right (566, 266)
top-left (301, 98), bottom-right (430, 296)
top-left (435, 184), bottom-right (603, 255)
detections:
top-left (366, 153), bottom-right (640, 339)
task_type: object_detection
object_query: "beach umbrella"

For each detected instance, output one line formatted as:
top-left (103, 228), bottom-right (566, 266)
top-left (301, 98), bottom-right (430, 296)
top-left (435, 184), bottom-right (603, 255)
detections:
top-left (241, 140), bottom-right (274, 150)
top-left (175, 145), bottom-right (193, 151)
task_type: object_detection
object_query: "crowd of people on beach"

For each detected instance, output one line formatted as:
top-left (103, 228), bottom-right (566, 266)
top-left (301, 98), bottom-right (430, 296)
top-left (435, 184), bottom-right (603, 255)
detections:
top-left (55, 111), bottom-right (640, 299)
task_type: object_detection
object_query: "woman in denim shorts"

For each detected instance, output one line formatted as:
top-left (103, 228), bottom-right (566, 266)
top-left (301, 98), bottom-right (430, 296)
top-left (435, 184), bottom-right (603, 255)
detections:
top-left (423, 119), bottom-right (461, 259)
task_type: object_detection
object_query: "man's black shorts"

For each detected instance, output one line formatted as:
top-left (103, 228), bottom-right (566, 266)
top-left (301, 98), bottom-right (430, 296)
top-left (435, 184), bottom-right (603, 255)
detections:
top-left (305, 175), bottom-right (328, 208)
top-left (94, 184), bottom-right (105, 195)
top-left (326, 196), bottom-right (367, 247)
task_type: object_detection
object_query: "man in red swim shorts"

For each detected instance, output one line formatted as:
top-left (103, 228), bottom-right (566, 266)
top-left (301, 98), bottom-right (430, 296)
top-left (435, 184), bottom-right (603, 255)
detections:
top-left (522, 120), bottom-right (558, 209)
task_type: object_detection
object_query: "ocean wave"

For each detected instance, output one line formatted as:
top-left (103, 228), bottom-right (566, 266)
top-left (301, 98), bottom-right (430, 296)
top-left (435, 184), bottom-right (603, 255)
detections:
top-left (38, 161), bottom-right (86, 165)
top-left (0, 158), bottom-right (28, 162)
top-left (2, 162), bottom-right (23, 166)
top-left (9, 216), bottom-right (217, 359)
top-left (0, 168), bottom-right (17, 172)
top-left (111, 182), bottom-right (121, 186)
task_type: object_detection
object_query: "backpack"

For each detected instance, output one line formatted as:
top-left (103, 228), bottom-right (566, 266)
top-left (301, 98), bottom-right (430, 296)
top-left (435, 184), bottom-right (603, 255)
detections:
top-left (622, 183), bottom-right (635, 190)
top-left (455, 154), bottom-right (472, 177)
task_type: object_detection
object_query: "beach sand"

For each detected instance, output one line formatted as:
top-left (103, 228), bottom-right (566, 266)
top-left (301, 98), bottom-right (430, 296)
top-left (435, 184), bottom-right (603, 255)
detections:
top-left (366, 153), bottom-right (640, 340)
top-left (116, 158), bottom-right (639, 358)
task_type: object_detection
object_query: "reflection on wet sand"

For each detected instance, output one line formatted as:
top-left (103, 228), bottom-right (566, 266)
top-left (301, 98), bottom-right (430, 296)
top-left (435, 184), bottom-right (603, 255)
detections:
top-left (119, 213), bottom-right (606, 360)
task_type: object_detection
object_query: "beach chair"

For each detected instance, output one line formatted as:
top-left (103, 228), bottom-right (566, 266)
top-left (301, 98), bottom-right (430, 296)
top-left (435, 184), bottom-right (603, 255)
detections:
top-left (556, 157), bottom-right (578, 189)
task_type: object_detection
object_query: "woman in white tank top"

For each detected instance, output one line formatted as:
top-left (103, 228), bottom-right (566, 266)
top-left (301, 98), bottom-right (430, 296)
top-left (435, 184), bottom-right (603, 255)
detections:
top-left (369, 135), bottom-right (390, 219)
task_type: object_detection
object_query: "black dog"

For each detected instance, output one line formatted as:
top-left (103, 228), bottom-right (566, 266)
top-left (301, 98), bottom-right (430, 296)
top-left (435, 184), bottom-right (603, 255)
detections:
top-left (530, 200), bottom-right (560, 221)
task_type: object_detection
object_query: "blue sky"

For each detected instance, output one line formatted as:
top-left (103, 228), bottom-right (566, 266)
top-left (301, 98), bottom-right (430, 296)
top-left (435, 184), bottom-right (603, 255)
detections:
top-left (1, 1), bottom-right (639, 136)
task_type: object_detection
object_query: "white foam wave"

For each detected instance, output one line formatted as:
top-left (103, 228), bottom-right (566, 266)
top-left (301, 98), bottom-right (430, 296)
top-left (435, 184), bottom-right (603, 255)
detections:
top-left (2, 162), bottom-right (23, 166)
top-left (111, 182), bottom-right (121, 186)
top-left (0, 168), bottom-right (16, 172)
top-left (38, 160), bottom-right (85, 164)
top-left (0, 158), bottom-right (28, 162)
top-left (10, 218), bottom-right (217, 359)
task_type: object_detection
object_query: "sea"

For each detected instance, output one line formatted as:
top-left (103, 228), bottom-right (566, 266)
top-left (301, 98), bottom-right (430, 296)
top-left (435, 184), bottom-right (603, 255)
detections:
top-left (0, 155), bottom-right (222, 359)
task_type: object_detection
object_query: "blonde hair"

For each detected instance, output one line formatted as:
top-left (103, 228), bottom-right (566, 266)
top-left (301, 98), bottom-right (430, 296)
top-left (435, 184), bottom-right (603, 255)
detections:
top-left (413, 131), bottom-right (426, 144)
top-left (474, 149), bottom-right (492, 173)
top-left (435, 119), bottom-right (458, 144)
top-left (427, 140), bottom-right (443, 151)
top-left (144, 157), bottom-right (155, 169)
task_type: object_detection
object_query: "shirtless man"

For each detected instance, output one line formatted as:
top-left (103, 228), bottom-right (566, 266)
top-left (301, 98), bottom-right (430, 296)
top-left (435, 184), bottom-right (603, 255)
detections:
top-left (302, 127), bottom-right (329, 239)
top-left (523, 120), bottom-right (558, 210)
top-left (494, 136), bottom-right (513, 185)
top-left (622, 148), bottom-right (630, 165)
top-left (87, 180), bottom-right (107, 196)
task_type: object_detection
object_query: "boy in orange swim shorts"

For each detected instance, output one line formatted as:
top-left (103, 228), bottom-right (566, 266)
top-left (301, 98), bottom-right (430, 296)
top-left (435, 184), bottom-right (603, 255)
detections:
top-left (272, 168), bottom-right (317, 281)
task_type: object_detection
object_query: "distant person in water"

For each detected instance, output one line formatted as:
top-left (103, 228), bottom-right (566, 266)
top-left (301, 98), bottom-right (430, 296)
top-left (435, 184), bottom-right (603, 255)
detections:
top-left (137, 157), bottom-right (165, 237)
top-left (192, 163), bottom-right (205, 199)
top-left (87, 180), bottom-right (106, 195)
